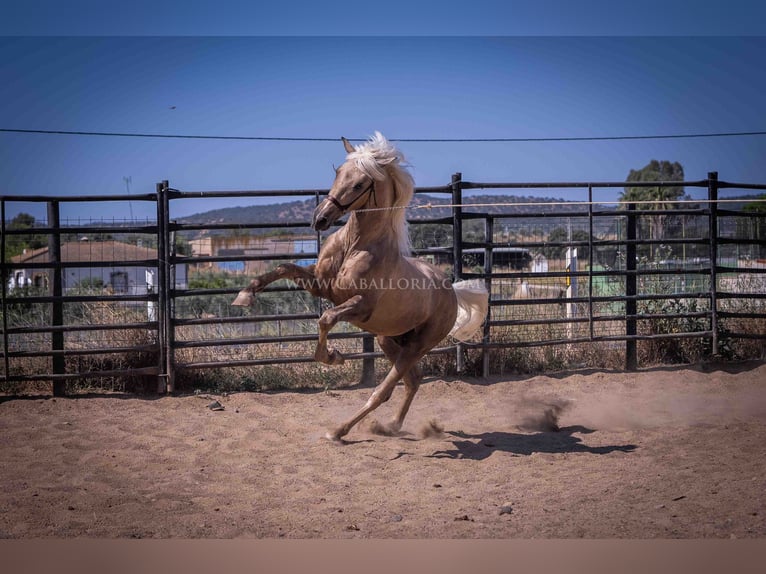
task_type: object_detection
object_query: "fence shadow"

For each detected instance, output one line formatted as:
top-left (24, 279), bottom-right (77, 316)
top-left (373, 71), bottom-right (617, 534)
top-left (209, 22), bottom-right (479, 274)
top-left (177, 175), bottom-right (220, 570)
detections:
top-left (426, 426), bottom-right (637, 460)
top-left (0, 391), bottom-right (167, 404)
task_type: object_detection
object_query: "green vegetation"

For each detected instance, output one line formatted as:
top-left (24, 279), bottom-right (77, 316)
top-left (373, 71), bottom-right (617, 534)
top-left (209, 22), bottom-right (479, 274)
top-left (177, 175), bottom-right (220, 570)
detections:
top-left (621, 160), bottom-right (686, 211)
top-left (3, 213), bottom-right (47, 259)
top-left (542, 228), bottom-right (591, 260)
top-left (740, 194), bottom-right (766, 258)
top-left (179, 268), bottom-right (320, 320)
top-left (618, 160), bottom-right (702, 261)
top-left (410, 223), bottom-right (451, 250)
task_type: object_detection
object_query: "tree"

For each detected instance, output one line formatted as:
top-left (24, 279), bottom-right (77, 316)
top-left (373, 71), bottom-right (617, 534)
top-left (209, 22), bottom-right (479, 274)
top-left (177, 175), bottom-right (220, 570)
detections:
top-left (543, 227), bottom-right (591, 261)
top-left (4, 213), bottom-right (47, 259)
top-left (409, 224), bottom-right (451, 250)
top-left (621, 160), bottom-right (686, 210)
top-left (620, 160), bottom-right (689, 260)
top-left (741, 194), bottom-right (766, 258)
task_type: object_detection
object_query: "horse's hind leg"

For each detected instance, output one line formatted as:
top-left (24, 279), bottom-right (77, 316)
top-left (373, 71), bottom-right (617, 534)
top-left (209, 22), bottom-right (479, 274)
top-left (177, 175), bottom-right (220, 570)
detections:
top-left (328, 326), bottom-right (441, 442)
top-left (391, 369), bottom-right (422, 432)
top-left (374, 335), bottom-right (424, 435)
top-left (327, 352), bottom-right (419, 442)
top-left (333, 318), bottom-right (449, 441)
top-left (232, 263), bottom-right (317, 306)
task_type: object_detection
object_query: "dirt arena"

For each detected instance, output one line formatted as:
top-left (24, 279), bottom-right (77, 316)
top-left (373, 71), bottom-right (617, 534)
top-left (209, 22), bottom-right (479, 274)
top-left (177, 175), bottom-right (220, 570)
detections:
top-left (1, 361), bottom-right (765, 539)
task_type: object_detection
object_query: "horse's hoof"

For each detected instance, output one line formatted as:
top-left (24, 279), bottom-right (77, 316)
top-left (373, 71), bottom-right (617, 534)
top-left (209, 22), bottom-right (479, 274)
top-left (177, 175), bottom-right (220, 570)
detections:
top-left (329, 349), bottom-right (346, 365)
top-left (317, 349), bottom-right (346, 366)
top-left (324, 430), bottom-right (347, 444)
top-left (231, 290), bottom-right (254, 307)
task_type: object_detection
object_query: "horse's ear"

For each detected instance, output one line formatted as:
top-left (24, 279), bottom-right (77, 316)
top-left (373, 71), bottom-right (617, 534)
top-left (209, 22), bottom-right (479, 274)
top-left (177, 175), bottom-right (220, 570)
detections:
top-left (341, 137), bottom-right (355, 154)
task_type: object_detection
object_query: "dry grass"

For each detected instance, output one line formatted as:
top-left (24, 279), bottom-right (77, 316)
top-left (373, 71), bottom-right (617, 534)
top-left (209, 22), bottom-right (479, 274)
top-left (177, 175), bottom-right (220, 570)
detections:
top-left (3, 284), bottom-right (764, 394)
top-left (1, 298), bottom-right (157, 394)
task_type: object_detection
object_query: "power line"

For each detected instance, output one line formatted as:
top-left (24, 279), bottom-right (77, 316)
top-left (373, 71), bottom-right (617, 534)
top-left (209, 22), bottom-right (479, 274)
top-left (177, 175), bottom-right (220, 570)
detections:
top-left (2, 127), bottom-right (766, 143)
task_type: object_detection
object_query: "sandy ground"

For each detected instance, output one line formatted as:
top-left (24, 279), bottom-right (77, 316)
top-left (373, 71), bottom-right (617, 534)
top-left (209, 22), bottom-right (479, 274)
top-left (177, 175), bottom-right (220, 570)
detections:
top-left (1, 360), bottom-right (765, 539)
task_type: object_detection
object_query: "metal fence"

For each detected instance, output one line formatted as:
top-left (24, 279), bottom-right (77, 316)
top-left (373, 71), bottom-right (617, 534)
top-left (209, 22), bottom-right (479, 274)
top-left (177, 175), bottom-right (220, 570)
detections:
top-left (2, 172), bottom-right (765, 395)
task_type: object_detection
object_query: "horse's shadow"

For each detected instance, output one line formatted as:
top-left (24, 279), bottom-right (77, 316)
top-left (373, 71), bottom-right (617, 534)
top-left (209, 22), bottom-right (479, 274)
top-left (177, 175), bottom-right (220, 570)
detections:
top-left (427, 426), bottom-right (637, 460)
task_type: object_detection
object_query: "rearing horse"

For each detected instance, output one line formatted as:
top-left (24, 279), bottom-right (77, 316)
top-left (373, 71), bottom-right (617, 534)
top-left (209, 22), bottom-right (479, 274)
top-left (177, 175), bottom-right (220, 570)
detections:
top-left (233, 132), bottom-right (488, 442)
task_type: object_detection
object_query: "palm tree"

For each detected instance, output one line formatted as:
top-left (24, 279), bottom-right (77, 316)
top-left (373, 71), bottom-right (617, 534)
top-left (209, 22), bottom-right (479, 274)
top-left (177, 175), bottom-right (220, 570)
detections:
top-left (620, 160), bottom-right (687, 260)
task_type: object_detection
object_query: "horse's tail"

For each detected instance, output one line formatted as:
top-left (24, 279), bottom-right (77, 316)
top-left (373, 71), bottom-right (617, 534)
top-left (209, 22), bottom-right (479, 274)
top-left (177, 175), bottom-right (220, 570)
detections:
top-left (448, 279), bottom-right (489, 342)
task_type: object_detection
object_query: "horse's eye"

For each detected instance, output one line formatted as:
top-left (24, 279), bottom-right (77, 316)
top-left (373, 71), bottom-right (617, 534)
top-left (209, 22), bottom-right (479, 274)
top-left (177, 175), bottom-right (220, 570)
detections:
top-left (353, 183), bottom-right (362, 191)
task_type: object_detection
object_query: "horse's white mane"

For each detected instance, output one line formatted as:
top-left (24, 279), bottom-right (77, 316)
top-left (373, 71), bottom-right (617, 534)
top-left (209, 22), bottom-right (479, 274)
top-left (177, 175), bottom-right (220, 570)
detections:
top-left (347, 131), bottom-right (405, 179)
top-left (347, 131), bottom-right (414, 255)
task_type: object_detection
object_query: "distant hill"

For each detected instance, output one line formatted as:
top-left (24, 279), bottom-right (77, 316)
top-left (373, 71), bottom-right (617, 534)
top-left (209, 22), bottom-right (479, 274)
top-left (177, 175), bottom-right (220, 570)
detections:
top-left (174, 193), bottom-right (616, 238)
top-left (176, 197), bottom-right (319, 229)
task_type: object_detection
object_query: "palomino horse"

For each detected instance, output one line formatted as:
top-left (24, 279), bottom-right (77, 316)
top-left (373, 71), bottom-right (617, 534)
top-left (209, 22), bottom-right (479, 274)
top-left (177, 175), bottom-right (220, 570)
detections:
top-left (233, 132), bottom-right (488, 442)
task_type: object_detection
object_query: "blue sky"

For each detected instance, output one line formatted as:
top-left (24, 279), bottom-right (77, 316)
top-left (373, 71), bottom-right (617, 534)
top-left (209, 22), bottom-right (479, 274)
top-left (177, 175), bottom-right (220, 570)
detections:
top-left (1, 2), bottom-right (766, 223)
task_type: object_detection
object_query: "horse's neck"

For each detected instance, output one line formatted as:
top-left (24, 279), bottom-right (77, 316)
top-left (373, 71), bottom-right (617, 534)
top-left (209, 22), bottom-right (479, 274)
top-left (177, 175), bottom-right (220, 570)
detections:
top-left (337, 177), bottom-right (410, 257)
top-left (342, 212), bottom-right (402, 255)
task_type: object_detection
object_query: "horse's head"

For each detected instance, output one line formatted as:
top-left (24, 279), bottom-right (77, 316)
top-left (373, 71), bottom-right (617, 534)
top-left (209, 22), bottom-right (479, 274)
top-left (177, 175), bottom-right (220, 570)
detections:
top-left (312, 132), bottom-right (415, 254)
top-left (312, 137), bottom-right (379, 232)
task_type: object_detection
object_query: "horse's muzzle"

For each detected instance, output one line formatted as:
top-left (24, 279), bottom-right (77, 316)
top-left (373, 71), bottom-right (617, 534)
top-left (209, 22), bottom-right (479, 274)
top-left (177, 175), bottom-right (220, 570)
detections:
top-left (311, 200), bottom-right (340, 232)
top-left (311, 212), bottom-right (331, 232)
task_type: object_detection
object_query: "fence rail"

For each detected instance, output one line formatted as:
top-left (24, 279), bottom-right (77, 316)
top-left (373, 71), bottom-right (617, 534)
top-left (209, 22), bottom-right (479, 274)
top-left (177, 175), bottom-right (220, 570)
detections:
top-left (2, 172), bottom-right (765, 395)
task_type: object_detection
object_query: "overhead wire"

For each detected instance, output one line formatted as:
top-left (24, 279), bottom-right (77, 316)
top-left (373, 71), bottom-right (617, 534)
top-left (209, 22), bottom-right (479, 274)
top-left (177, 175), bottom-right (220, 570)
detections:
top-left (2, 127), bottom-right (766, 142)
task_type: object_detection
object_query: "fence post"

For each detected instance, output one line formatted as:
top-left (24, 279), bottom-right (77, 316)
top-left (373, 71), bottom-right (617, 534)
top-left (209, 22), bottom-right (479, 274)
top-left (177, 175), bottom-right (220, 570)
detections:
top-left (156, 182), bottom-right (170, 393)
top-left (708, 171), bottom-right (719, 356)
top-left (360, 335), bottom-right (376, 386)
top-left (1, 200), bottom-right (9, 383)
top-left (625, 203), bottom-right (637, 371)
top-left (162, 180), bottom-right (176, 392)
top-left (482, 215), bottom-right (493, 378)
top-left (47, 201), bottom-right (66, 396)
top-left (587, 185), bottom-right (594, 341)
top-left (451, 173), bottom-right (464, 373)
top-left (166, 190), bottom-right (177, 393)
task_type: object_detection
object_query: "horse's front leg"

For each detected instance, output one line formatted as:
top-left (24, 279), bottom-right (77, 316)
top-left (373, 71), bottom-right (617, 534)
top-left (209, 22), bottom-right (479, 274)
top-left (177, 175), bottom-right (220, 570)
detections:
top-left (232, 263), bottom-right (317, 307)
top-left (314, 295), bottom-right (372, 366)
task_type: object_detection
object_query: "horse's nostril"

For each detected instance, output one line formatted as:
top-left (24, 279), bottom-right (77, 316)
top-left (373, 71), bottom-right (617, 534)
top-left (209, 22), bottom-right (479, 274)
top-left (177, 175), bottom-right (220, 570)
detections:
top-left (312, 216), bottom-right (329, 231)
